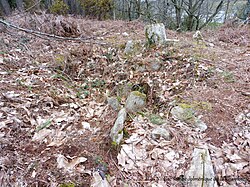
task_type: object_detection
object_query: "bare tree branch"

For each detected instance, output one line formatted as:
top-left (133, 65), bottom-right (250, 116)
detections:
top-left (0, 19), bottom-right (108, 45)
top-left (199, 0), bottom-right (224, 29)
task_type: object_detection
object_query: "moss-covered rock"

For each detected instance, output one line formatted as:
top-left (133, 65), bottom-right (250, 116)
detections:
top-left (110, 108), bottom-right (127, 144)
top-left (171, 105), bottom-right (195, 121)
top-left (149, 114), bottom-right (165, 125)
top-left (125, 91), bottom-right (146, 113)
top-left (59, 182), bottom-right (75, 187)
top-left (151, 127), bottom-right (172, 141)
top-left (107, 97), bottom-right (121, 111)
top-left (170, 105), bottom-right (207, 131)
top-left (124, 40), bottom-right (134, 54)
top-left (145, 23), bottom-right (167, 46)
top-left (123, 40), bottom-right (143, 56)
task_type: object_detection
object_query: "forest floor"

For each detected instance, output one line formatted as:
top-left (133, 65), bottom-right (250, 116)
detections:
top-left (0, 13), bottom-right (249, 187)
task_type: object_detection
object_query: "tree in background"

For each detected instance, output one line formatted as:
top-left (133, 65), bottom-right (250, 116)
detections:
top-left (0, 0), bottom-right (248, 30)
top-left (112, 0), bottom-right (226, 31)
top-left (170, 0), bottom-right (184, 29)
top-left (49, 0), bottom-right (68, 15)
top-left (0, 0), bottom-right (11, 15)
top-left (243, 0), bottom-right (250, 19)
top-left (113, 0), bottom-right (142, 21)
top-left (0, 0), bottom-right (24, 15)
top-left (16, 0), bottom-right (24, 10)
top-left (165, 0), bottom-right (224, 30)
top-left (81, 0), bottom-right (114, 20)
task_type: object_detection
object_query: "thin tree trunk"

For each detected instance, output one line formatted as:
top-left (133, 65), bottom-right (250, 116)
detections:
top-left (0, 0), bottom-right (11, 15)
top-left (135, 0), bottom-right (141, 19)
top-left (171, 0), bottom-right (183, 29)
top-left (175, 7), bottom-right (181, 28)
top-left (199, 0), bottom-right (224, 30)
top-left (34, 0), bottom-right (41, 10)
top-left (186, 0), bottom-right (194, 31)
top-left (16, 0), bottom-right (24, 11)
top-left (224, 0), bottom-right (230, 23)
top-left (127, 1), bottom-right (132, 21)
top-left (122, 0), bottom-right (125, 19)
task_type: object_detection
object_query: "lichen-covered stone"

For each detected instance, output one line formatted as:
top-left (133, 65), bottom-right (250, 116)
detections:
top-left (107, 97), bottom-right (121, 111)
top-left (194, 118), bottom-right (207, 132)
top-left (110, 108), bottom-right (127, 144)
top-left (145, 23), bottom-right (167, 45)
top-left (149, 114), bottom-right (165, 125)
top-left (125, 91), bottom-right (146, 113)
top-left (151, 127), bottom-right (172, 141)
top-left (150, 60), bottom-right (162, 71)
top-left (185, 148), bottom-right (217, 187)
top-left (171, 106), bottom-right (195, 121)
top-left (171, 105), bottom-right (207, 132)
top-left (124, 40), bottom-right (142, 55)
top-left (124, 40), bottom-right (134, 54)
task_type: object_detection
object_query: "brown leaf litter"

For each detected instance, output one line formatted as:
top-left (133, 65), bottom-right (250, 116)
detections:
top-left (0, 13), bottom-right (249, 186)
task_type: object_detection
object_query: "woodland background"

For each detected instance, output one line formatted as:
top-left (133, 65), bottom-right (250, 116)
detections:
top-left (1, 0), bottom-right (250, 31)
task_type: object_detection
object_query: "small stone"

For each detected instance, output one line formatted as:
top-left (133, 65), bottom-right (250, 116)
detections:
top-left (149, 114), bottom-right (165, 125)
top-left (82, 122), bottom-right (91, 130)
top-left (150, 61), bottom-right (161, 71)
top-left (151, 127), bottom-right (172, 141)
top-left (194, 118), bottom-right (207, 132)
top-left (170, 106), bottom-right (195, 121)
top-left (193, 31), bottom-right (204, 42)
top-left (171, 105), bottom-right (207, 131)
top-left (125, 91), bottom-right (146, 113)
top-left (122, 32), bottom-right (129, 36)
top-left (147, 58), bottom-right (162, 71)
top-left (107, 97), bottom-right (121, 111)
top-left (124, 40), bottom-right (134, 54)
top-left (235, 113), bottom-right (246, 124)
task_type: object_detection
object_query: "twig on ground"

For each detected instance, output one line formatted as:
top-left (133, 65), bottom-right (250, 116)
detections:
top-left (0, 19), bottom-right (108, 45)
top-left (24, 0), bottom-right (43, 12)
top-left (110, 155), bottom-right (127, 180)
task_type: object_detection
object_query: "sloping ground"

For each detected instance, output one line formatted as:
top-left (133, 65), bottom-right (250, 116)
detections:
top-left (0, 13), bottom-right (249, 187)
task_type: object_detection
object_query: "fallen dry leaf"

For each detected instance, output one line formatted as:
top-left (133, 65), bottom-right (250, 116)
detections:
top-left (56, 154), bottom-right (87, 172)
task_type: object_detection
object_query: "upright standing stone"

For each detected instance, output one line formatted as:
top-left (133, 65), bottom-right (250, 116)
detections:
top-left (145, 23), bottom-right (167, 45)
top-left (110, 108), bottom-right (127, 144)
top-left (185, 148), bottom-right (217, 187)
top-left (124, 40), bottom-right (134, 54)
